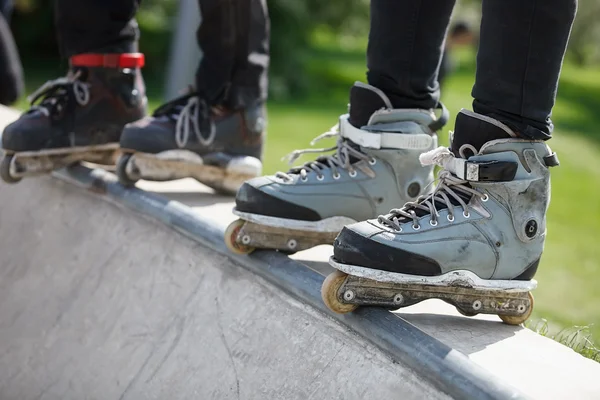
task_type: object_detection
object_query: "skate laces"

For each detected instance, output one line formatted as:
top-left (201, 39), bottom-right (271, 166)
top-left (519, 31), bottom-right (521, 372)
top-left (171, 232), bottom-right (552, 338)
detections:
top-left (28, 70), bottom-right (90, 117)
top-left (379, 145), bottom-right (488, 231)
top-left (175, 97), bottom-right (216, 147)
top-left (276, 124), bottom-right (372, 181)
top-left (154, 92), bottom-right (216, 148)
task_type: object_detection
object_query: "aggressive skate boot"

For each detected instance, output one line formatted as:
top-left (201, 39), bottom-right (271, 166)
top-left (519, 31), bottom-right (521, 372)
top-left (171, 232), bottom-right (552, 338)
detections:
top-left (224, 82), bottom-right (448, 255)
top-left (0, 53), bottom-right (147, 183)
top-left (324, 109), bottom-right (560, 325)
top-left (116, 91), bottom-right (265, 194)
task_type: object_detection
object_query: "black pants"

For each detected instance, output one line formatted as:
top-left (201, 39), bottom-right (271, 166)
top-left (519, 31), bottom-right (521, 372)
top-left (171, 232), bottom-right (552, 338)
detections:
top-left (367, 0), bottom-right (577, 140)
top-left (54, 0), bottom-right (269, 109)
top-left (0, 0), bottom-right (23, 105)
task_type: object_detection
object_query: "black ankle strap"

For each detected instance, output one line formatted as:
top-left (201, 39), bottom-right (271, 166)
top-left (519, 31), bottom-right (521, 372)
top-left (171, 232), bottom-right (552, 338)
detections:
top-left (455, 160), bottom-right (518, 182)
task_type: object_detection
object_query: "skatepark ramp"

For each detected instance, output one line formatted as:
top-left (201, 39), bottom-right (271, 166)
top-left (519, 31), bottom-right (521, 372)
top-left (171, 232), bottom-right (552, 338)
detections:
top-left (1, 106), bottom-right (599, 400)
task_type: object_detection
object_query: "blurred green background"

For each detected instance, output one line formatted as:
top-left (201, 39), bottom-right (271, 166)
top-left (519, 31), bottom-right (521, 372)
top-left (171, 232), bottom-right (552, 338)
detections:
top-left (7, 0), bottom-right (600, 352)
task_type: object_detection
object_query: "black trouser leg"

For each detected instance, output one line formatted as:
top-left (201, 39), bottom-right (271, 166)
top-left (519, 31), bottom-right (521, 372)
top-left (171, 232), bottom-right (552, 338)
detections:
top-left (472, 0), bottom-right (577, 140)
top-left (0, 9), bottom-right (23, 105)
top-left (55, 0), bottom-right (141, 57)
top-left (196, 0), bottom-right (269, 109)
top-left (366, 0), bottom-right (456, 110)
top-left (0, 0), bottom-right (12, 20)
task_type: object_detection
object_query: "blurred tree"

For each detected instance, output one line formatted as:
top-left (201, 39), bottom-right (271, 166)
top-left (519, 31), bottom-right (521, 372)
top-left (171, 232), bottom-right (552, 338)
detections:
top-left (568, 0), bottom-right (600, 66)
top-left (10, 0), bottom-right (600, 94)
top-left (9, 0), bottom-right (369, 98)
top-left (266, 0), bottom-right (369, 98)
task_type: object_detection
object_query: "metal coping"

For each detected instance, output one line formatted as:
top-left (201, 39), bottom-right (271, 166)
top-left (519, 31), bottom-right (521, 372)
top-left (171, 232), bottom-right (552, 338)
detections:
top-left (54, 165), bottom-right (527, 400)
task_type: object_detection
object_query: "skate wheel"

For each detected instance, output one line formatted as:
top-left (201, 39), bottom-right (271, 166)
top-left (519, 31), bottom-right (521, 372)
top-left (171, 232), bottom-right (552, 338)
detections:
top-left (321, 270), bottom-right (358, 314)
top-left (0, 155), bottom-right (20, 184)
top-left (457, 308), bottom-right (478, 318)
top-left (224, 219), bottom-right (255, 255)
top-left (116, 154), bottom-right (138, 187)
top-left (499, 292), bottom-right (534, 326)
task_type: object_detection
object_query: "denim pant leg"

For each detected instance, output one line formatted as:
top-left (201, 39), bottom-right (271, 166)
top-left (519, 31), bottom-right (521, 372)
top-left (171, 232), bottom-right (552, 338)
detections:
top-left (366, 0), bottom-right (456, 110)
top-left (195, 0), bottom-right (269, 109)
top-left (472, 0), bottom-right (577, 140)
top-left (55, 0), bottom-right (141, 57)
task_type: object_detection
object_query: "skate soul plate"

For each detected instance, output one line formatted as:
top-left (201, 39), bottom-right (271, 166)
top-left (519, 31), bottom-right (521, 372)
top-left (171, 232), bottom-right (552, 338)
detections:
top-left (225, 211), bottom-right (358, 254)
top-left (232, 210), bottom-right (356, 232)
top-left (326, 258), bottom-right (536, 324)
top-left (330, 258), bottom-right (537, 291)
top-left (123, 151), bottom-right (261, 194)
top-left (6, 143), bottom-right (119, 178)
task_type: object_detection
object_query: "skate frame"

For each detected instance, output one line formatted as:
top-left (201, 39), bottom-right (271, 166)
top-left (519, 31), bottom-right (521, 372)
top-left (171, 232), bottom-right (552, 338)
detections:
top-left (337, 274), bottom-right (533, 318)
top-left (126, 152), bottom-right (260, 194)
top-left (8, 144), bottom-right (118, 178)
top-left (234, 220), bottom-right (339, 252)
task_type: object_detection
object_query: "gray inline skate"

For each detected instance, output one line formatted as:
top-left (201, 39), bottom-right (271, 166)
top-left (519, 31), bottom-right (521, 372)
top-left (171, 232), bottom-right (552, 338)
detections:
top-left (116, 91), bottom-right (265, 195)
top-left (323, 109), bottom-right (559, 325)
top-left (224, 82), bottom-right (448, 254)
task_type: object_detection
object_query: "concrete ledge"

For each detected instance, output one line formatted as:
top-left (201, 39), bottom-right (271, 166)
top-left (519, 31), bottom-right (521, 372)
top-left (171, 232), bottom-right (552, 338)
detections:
top-left (54, 165), bottom-right (525, 400)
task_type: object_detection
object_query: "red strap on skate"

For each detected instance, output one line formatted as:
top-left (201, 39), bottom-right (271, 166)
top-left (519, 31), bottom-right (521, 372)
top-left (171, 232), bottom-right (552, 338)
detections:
top-left (70, 53), bottom-right (145, 69)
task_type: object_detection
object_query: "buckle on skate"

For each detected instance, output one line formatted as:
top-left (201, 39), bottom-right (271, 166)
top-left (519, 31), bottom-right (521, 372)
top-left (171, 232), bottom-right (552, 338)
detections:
top-left (339, 115), bottom-right (434, 150)
top-left (543, 152), bottom-right (560, 167)
top-left (70, 53), bottom-right (145, 69)
top-left (453, 159), bottom-right (518, 182)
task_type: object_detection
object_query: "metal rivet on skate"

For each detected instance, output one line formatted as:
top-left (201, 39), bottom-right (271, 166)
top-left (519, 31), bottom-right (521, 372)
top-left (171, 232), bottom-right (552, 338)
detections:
top-left (407, 182), bottom-right (421, 198)
top-left (472, 300), bottom-right (482, 310)
top-left (517, 304), bottom-right (527, 314)
top-left (343, 290), bottom-right (355, 301)
top-left (393, 294), bottom-right (404, 305)
top-left (242, 235), bottom-right (251, 245)
top-left (287, 239), bottom-right (297, 250)
top-left (525, 219), bottom-right (538, 238)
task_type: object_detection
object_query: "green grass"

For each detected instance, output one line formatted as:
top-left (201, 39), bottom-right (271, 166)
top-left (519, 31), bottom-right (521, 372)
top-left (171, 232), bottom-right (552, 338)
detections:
top-left (15, 40), bottom-right (600, 356)
top-left (528, 320), bottom-right (600, 362)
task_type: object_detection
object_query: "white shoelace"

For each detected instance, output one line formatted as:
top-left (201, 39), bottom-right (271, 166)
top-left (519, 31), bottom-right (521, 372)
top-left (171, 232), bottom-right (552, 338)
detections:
top-left (276, 125), bottom-right (373, 181)
top-left (379, 145), bottom-right (488, 231)
top-left (174, 97), bottom-right (216, 148)
top-left (28, 70), bottom-right (90, 117)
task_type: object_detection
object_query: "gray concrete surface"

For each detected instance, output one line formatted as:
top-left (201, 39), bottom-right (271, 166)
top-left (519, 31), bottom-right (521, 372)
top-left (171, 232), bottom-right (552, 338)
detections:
top-left (138, 179), bottom-right (600, 400)
top-left (0, 176), bottom-right (448, 400)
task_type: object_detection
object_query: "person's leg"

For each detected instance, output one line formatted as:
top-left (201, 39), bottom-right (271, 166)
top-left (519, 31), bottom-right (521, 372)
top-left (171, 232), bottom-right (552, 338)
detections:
top-left (226, 0), bottom-right (269, 110)
top-left (117, 0), bottom-right (268, 194)
top-left (225, 0), bottom-right (455, 253)
top-left (327, 1), bottom-right (577, 321)
top-left (471, 0), bottom-right (577, 141)
top-left (195, 0), bottom-right (268, 108)
top-left (55, 0), bottom-right (140, 56)
top-left (0, 9), bottom-right (23, 105)
top-left (1, 0), bottom-right (146, 183)
top-left (366, 0), bottom-right (456, 111)
top-left (0, 0), bottom-right (13, 20)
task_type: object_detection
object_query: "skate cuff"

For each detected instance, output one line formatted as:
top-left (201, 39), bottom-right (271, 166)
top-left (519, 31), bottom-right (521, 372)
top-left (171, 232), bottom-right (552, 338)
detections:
top-left (70, 53), bottom-right (145, 69)
top-left (339, 114), bottom-right (434, 150)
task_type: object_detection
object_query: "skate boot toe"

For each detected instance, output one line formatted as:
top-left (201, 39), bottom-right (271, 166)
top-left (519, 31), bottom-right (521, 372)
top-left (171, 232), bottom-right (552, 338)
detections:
top-left (235, 181), bottom-right (322, 221)
top-left (1, 114), bottom-right (57, 152)
top-left (120, 117), bottom-right (176, 154)
top-left (333, 225), bottom-right (441, 276)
